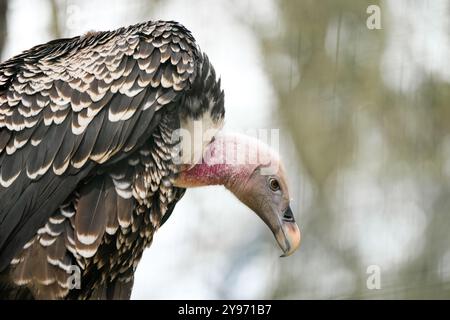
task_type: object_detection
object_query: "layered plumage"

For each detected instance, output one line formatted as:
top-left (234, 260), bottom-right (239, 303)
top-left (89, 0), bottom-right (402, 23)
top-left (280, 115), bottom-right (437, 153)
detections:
top-left (0, 20), bottom-right (224, 299)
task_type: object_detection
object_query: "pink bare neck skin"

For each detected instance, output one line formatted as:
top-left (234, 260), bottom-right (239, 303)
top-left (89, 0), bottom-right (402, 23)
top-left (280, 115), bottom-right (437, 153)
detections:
top-left (173, 133), bottom-right (280, 191)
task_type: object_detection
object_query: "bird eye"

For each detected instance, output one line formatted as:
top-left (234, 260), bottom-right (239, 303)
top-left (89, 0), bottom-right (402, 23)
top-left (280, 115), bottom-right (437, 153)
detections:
top-left (269, 178), bottom-right (280, 192)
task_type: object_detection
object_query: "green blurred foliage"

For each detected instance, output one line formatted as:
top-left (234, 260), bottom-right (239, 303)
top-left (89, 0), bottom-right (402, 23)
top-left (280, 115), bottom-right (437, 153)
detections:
top-left (254, 0), bottom-right (450, 298)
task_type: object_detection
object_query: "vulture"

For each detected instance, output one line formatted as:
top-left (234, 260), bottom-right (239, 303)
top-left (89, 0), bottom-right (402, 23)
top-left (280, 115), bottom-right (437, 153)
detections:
top-left (0, 20), bottom-right (300, 299)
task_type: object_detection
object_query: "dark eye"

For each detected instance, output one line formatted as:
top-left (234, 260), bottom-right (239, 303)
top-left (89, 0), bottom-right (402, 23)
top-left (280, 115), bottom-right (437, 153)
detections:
top-left (269, 178), bottom-right (280, 192)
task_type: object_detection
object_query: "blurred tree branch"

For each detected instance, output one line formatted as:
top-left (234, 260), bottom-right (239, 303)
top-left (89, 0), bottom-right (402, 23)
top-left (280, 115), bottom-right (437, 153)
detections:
top-left (0, 0), bottom-right (7, 60)
top-left (49, 0), bottom-right (62, 38)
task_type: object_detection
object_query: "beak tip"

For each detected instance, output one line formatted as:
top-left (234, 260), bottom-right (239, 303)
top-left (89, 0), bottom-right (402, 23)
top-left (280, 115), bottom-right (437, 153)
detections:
top-left (277, 222), bottom-right (301, 257)
top-left (279, 247), bottom-right (298, 258)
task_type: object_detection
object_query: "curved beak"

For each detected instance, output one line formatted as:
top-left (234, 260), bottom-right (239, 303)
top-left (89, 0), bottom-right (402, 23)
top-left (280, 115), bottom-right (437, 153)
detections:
top-left (274, 206), bottom-right (301, 257)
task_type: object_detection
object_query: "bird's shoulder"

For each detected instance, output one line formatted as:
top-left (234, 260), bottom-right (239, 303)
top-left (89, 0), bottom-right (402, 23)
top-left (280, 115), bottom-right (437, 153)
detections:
top-left (0, 20), bottom-right (199, 94)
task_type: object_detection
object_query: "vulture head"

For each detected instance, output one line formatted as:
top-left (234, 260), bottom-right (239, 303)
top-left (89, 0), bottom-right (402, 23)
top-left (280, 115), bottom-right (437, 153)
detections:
top-left (174, 133), bottom-right (301, 257)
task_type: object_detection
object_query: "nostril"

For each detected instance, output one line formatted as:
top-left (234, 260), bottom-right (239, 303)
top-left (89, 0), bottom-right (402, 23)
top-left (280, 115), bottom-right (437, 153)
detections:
top-left (282, 207), bottom-right (295, 222)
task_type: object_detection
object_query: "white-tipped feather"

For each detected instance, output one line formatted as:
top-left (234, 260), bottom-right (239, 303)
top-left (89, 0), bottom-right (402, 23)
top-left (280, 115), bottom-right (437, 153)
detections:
top-left (77, 233), bottom-right (98, 246)
top-left (0, 170), bottom-right (21, 188)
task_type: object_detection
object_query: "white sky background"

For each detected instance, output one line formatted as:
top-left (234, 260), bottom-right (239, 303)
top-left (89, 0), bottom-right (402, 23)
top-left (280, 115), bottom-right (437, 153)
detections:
top-left (2, 0), bottom-right (450, 299)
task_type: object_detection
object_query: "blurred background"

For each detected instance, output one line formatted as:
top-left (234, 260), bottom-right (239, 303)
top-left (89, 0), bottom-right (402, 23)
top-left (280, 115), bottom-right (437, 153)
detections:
top-left (1, 0), bottom-right (450, 299)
